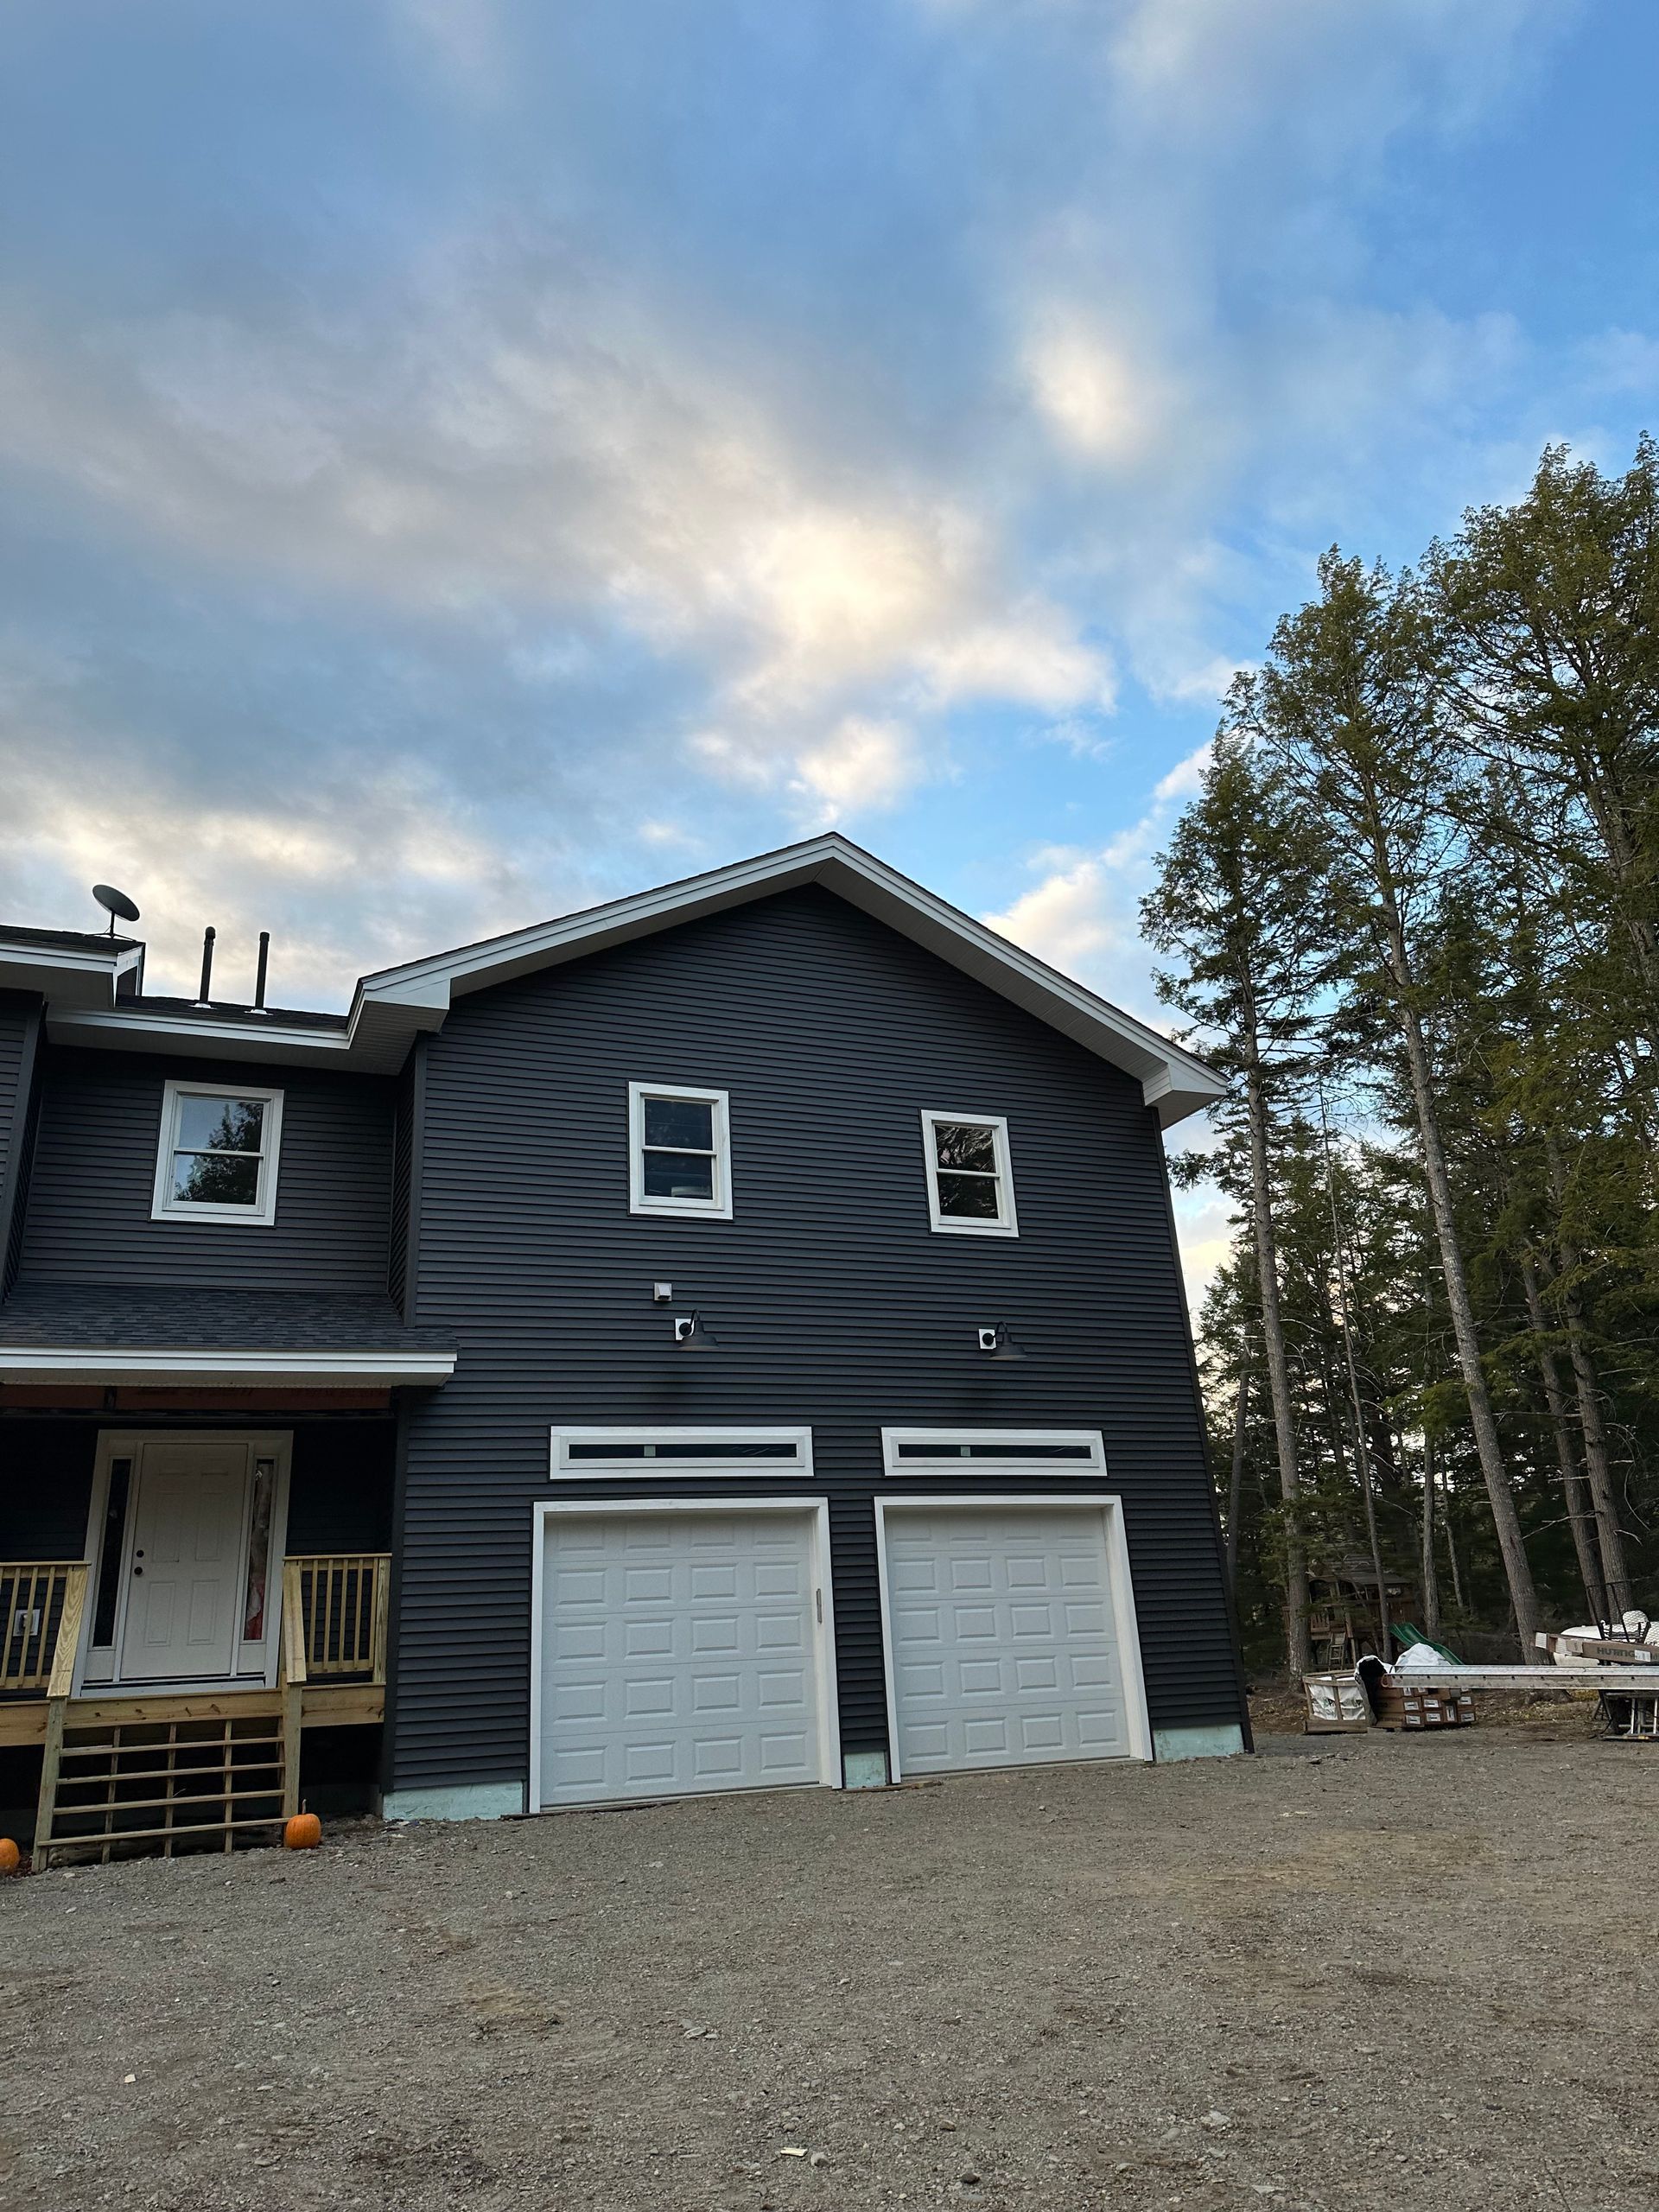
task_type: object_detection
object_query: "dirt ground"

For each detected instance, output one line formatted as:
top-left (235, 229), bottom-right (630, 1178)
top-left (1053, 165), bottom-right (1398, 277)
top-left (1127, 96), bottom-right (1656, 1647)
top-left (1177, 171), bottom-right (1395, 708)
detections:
top-left (3, 1702), bottom-right (1654, 2212)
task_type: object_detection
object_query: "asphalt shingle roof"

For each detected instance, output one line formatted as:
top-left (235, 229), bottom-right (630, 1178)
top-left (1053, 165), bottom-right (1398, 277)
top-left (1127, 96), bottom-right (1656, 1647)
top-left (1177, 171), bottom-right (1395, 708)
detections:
top-left (0, 1283), bottom-right (454, 1354)
top-left (0, 923), bottom-right (142, 953)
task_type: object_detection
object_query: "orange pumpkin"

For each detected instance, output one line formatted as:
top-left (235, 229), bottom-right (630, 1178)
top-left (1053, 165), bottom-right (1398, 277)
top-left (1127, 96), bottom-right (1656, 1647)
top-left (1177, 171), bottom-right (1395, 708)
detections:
top-left (0, 1838), bottom-right (20, 1876)
top-left (283, 1812), bottom-right (321, 1851)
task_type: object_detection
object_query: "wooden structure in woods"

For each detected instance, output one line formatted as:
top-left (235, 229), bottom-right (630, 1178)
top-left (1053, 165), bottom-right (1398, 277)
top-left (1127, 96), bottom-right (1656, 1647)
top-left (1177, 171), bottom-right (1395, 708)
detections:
top-left (1308, 1557), bottom-right (1419, 1668)
top-left (0, 1553), bottom-right (387, 1866)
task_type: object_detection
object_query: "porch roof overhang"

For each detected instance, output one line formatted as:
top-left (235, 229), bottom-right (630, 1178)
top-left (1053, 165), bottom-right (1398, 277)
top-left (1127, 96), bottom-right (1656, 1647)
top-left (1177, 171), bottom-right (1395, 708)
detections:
top-left (0, 1347), bottom-right (455, 1387)
top-left (0, 1287), bottom-right (456, 1389)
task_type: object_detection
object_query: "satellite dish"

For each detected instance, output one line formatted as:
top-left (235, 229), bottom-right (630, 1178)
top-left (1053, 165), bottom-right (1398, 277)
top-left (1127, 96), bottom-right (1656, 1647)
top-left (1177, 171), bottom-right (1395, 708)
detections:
top-left (92, 883), bottom-right (141, 935)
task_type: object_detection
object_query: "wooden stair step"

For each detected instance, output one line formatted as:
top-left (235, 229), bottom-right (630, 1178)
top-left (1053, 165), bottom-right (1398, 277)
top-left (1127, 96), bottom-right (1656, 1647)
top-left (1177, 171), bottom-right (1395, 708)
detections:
top-left (54, 1757), bottom-right (283, 1790)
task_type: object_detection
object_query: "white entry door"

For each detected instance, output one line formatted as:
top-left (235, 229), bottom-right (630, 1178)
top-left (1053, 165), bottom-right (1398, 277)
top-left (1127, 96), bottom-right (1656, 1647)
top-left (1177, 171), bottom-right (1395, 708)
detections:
top-left (536, 1507), bottom-right (831, 1808)
top-left (880, 1502), bottom-right (1138, 1777)
top-left (119, 1441), bottom-right (251, 1681)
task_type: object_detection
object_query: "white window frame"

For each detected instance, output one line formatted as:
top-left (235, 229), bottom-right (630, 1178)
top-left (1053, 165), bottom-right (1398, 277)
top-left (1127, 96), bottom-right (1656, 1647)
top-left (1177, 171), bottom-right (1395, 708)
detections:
top-left (151, 1078), bottom-right (284, 1226)
top-left (627, 1081), bottom-right (733, 1219)
top-left (919, 1109), bottom-right (1017, 1237)
top-left (528, 1493), bottom-right (842, 1813)
top-left (550, 1425), bottom-right (814, 1481)
top-left (880, 1427), bottom-right (1106, 1475)
top-left (874, 1491), bottom-right (1153, 1777)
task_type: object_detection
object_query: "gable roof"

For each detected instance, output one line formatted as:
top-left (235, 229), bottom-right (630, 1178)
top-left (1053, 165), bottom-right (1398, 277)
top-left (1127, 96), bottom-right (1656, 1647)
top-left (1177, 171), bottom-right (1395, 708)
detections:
top-left (40, 834), bottom-right (1223, 1125)
top-left (359, 833), bottom-right (1223, 1125)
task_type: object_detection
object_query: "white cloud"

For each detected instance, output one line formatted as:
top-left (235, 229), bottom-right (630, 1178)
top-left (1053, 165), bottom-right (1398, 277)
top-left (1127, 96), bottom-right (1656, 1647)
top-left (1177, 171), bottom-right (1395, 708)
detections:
top-left (791, 715), bottom-right (931, 821)
top-left (982, 739), bottom-right (1211, 1016)
top-left (1022, 314), bottom-right (1171, 467)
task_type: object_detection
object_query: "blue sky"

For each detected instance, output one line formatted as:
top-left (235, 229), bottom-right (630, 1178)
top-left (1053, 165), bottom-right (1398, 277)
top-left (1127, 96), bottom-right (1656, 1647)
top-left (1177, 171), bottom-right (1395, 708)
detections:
top-left (3, 2), bottom-right (1656, 1289)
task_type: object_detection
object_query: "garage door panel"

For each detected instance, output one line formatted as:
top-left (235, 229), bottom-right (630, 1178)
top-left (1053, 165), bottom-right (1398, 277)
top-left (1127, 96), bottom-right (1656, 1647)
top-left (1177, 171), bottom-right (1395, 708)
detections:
top-left (539, 1510), bottom-right (824, 1807)
top-left (886, 1505), bottom-right (1131, 1777)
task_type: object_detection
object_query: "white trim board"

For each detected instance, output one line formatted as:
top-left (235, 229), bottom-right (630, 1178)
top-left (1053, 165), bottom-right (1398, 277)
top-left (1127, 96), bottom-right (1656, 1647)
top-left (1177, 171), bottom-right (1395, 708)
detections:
top-left (874, 1492), bottom-right (1153, 1780)
top-left (528, 1493), bottom-right (842, 1815)
top-left (0, 1346), bottom-right (455, 1385)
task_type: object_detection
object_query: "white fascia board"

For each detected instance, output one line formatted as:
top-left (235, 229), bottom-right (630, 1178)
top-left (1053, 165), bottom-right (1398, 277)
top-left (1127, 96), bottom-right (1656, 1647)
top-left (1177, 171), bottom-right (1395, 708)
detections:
top-left (355, 845), bottom-right (830, 1004)
top-left (355, 834), bottom-right (1226, 1127)
top-left (0, 1346), bottom-right (456, 1386)
top-left (44, 999), bottom-right (439, 1073)
top-left (0, 941), bottom-right (144, 1011)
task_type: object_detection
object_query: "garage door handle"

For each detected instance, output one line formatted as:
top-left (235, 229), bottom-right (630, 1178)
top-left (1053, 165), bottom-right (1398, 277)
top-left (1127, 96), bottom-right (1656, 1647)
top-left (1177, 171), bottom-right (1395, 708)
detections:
top-left (816, 1589), bottom-right (823, 1624)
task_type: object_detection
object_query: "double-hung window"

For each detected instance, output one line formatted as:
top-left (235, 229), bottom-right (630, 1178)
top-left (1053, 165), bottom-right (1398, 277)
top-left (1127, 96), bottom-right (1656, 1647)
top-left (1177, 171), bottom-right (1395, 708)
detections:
top-left (920, 1109), bottom-right (1017, 1236)
top-left (151, 1080), bottom-right (283, 1224)
top-left (628, 1083), bottom-right (732, 1218)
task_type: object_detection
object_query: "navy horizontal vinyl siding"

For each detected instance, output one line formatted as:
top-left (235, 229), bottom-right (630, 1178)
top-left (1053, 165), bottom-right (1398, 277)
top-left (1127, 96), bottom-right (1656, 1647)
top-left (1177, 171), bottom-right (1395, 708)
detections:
top-left (0, 992), bottom-right (42, 1296)
top-left (285, 1423), bottom-right (396, 1554)
top-left (393, 886), bottom-right (1241, 1793)
top-left (0, 1421), bottom-right (98, 1560)
top-left (0, 1416), bottom-right (392, 1568)
top-left (16, 1048), bottom-right (395, 1294)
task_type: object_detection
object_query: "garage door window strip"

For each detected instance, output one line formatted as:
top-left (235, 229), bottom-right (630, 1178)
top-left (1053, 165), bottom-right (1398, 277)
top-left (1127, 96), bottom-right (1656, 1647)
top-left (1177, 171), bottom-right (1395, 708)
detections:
top-left (880, 1428), bottom-right (1106, 1475)
top-left (551, 1427), bottom-right (813, 1479)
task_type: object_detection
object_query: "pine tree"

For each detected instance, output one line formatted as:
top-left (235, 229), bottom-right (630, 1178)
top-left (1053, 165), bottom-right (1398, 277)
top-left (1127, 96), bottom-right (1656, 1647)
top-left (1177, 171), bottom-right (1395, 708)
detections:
top-left (1142, 729), bottom-right (1338, 1673)
top-left (1243, 551), bottom-right (1542, 1653)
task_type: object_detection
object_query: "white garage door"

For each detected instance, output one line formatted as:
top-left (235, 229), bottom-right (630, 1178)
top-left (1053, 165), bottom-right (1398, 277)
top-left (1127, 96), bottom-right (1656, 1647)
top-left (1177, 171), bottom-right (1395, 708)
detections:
top-left (883, 1503), bottom-right (1132, 1776)
top-left (537, 1509), bottom-right (828, 1808)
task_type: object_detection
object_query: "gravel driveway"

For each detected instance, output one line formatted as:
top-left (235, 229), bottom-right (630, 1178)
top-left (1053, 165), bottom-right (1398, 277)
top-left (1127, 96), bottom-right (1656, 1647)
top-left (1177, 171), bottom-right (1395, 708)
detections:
top-left (3, 1719), bottom-right (1654, 2211)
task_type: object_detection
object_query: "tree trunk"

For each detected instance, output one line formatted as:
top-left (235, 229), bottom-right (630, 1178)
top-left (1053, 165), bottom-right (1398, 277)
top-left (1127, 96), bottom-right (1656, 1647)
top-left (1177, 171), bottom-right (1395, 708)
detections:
top-left (1519, 1248), bottom-right (1608, 1622)
top-left (1320, 1116), bottom-right (1391, 1659)
top-left (1243, 1045), bottom-right (1313, 1675)
top-left (1420, 1435), bottom-right (1441, 1643)
top-left (1442, 1476), bottom-right (1465, 1614)
top-left (1389, 978), bottom-right (1540, 1651)
top-left (1543, 1137), bottom-right (1634, 1617)
top-left (1226, 1363), bottom-right (1249, 1592)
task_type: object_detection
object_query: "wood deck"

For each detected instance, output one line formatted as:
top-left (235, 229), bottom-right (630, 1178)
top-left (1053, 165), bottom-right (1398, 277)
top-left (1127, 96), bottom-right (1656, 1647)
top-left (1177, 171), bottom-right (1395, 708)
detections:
top-left (0, 1680), bottom-right (384, 1747)
top-left (3, 1551), bottom-right (390, 1861)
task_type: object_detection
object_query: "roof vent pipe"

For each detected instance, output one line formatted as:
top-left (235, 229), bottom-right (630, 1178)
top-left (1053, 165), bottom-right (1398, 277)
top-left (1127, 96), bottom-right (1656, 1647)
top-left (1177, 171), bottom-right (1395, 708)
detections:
top-left (194, 925), bottom-right (215, 1008)
top-left (252, 930), bottom-right (270, 1014)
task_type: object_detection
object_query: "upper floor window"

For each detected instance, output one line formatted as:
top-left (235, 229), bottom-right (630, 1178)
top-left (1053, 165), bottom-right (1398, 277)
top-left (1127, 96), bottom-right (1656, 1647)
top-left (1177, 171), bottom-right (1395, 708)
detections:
top-left (151, 1080), bottom-right (283, 1225)
top-left (920, 1110), bottom-right (1017, 1237)
top-left (628, 1083), bottom-right (732, 1219)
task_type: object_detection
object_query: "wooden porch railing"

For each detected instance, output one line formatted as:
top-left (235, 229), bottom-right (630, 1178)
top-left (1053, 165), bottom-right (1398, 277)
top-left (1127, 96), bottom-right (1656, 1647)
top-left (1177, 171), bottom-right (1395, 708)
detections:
top-left (282, 1554), bottom-right (391, 1685)
top-left (1, 1563), bottom-right (88, 1694)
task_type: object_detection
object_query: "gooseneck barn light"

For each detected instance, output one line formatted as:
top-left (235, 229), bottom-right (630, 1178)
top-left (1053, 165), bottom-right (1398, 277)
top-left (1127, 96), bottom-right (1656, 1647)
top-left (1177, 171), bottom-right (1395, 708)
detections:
top-left (674, 1311), bottom-right (718, 1351)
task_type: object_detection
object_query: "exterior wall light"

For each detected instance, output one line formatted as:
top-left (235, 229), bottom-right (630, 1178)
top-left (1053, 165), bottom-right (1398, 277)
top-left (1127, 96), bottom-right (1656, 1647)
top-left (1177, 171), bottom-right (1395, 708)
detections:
top-left (977, 1323), bottom-right (1026, 1360)
top-left (675, 1311), bottom-right (718, 1351)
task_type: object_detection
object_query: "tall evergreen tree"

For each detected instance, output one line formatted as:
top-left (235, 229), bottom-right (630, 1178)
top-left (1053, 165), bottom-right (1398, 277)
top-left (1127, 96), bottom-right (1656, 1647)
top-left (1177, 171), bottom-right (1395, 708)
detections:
top-left (1142, 730), bottom-right (1338, 1673)
top-left (1243, 551), bottom-right (1542, 1652)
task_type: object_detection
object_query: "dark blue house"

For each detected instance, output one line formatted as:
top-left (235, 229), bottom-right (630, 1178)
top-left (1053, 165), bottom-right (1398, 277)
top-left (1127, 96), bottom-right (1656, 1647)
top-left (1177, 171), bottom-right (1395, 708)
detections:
top-left (0, 835), bottom-right (1243, 1855)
